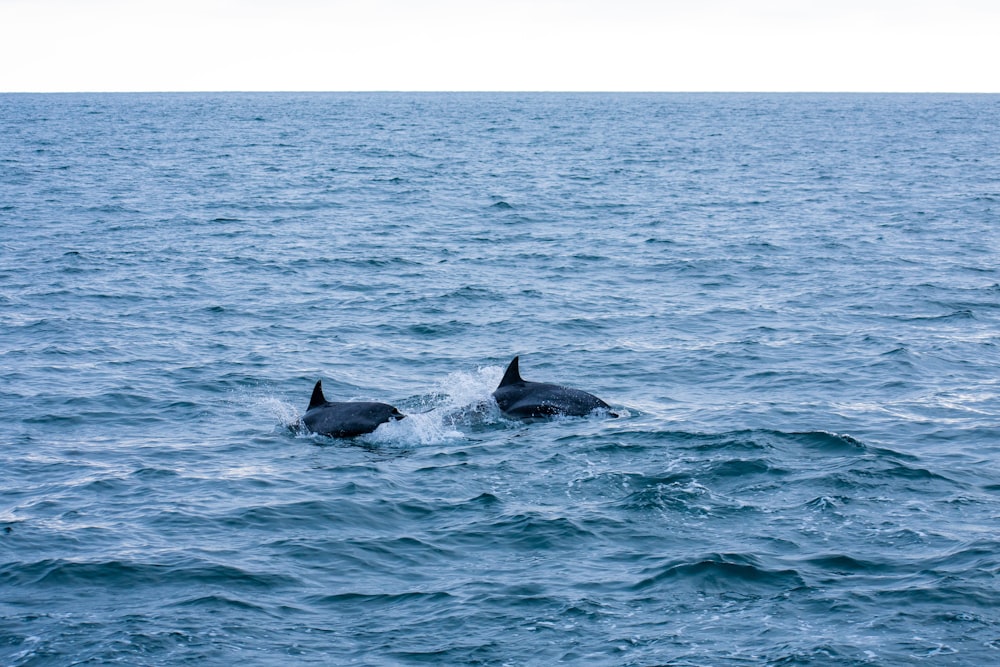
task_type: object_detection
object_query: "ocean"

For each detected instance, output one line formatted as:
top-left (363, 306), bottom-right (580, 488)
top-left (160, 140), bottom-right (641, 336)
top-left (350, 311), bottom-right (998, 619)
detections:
top-left (1, 92), bottom-right (999, 665)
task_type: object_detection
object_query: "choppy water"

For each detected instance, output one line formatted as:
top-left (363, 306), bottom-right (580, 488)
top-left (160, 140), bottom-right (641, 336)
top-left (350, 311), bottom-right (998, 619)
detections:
top-left (2, 92), bottom-right (1000, 666)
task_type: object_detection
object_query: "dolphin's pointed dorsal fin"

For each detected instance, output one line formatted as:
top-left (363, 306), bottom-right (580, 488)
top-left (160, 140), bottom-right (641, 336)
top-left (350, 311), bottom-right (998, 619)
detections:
top-left (308, 380), bottom-right (327, 410)
top-left (498, 356), bottom-right (524, 388)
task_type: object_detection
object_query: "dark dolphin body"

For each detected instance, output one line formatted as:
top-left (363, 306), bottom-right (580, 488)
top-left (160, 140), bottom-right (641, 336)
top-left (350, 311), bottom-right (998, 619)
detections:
top-left (492, 356), bottom-right (616, 419)
top-left (301, 380), bottom-right (405, 437)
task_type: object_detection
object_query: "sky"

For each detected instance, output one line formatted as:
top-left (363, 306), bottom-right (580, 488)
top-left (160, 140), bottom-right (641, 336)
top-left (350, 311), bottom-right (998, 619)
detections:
top-left (1, 0), bottom-right (998, 93)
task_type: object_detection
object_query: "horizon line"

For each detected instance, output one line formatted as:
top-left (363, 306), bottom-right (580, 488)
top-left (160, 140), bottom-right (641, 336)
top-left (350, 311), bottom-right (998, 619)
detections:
top-left (3, 89), bottom-right (999, 95)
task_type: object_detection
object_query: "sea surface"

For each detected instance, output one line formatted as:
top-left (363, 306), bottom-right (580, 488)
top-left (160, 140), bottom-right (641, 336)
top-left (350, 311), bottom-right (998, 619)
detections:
top-left (2, 92), bottom-right (1000, 666)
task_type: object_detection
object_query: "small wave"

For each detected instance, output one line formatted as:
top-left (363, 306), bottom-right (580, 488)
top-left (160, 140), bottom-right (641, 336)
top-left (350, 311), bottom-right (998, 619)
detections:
top-left (562, 429), bottom-right (868, 459)
top-left (800, 553), bottom-right (896, 575)
top-left (704, 457), bottom-right (783, 479)
top-left (222, 500), bottom-right (354, 529)
top-left (924, 539), bottom-right (1000, 573)
top-left (173, 593), bottom-right (272, 613)
top-left (632, 552), bottom-right (804, 594)
top-left (689, 429), bottom-right (897, 460)
top-left (307, 590), bottom-right (457, 609)
top-left (474, 512), bottom-right (597, 550)
top-left (783, 430), bottom-right (867, 452)
top-left (893, 309), bottom-right (976, 323)
top-left (3, 558), bottom-right (297, 589)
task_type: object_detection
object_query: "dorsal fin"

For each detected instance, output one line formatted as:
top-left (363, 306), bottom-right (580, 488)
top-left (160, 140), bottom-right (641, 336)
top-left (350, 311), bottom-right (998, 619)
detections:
top-left (498, 356), bottom-right (524, 388)
top-left (308, 380), bottom-right (327, 410)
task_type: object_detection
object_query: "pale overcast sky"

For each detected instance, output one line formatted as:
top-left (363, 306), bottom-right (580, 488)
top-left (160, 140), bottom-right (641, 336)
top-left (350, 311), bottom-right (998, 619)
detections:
top-left (1, 0), bottom-right (998, 92)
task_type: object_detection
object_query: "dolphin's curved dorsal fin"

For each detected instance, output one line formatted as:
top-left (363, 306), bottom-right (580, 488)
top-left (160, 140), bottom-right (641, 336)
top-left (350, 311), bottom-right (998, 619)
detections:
top-left (309, 380), bottom-right (327, 410)
top-left (498, 356), bottom-right (524, 388)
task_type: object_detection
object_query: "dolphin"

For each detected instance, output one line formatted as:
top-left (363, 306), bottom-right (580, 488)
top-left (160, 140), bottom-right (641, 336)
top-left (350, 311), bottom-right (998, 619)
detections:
top-left (492, 356), bottom-right (616, 418)
top-left (301, 380), bottom-right (405, 437)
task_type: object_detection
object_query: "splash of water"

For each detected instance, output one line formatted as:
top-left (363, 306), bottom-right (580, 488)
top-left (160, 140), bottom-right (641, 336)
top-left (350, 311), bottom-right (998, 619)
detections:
top-left (365, 365), bottom-right (507, 445)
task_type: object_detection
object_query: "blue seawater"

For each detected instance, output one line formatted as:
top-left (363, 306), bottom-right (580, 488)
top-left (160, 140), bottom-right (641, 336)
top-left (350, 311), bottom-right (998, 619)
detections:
top-left (2, 92), bottom-right (1000, 666)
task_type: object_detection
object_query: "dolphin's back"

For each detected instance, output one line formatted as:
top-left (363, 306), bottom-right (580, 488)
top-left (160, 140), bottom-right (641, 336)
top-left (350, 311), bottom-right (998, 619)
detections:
top-left (303, 401), bottom-right (402, 437)
top-left (492, 356), bottom-right (613, 419)
top-left (493, 381), bottom-right (610, 418)
top-left (301, 379), bottom-right (405, 437)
